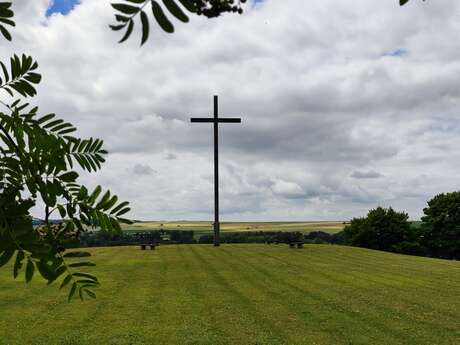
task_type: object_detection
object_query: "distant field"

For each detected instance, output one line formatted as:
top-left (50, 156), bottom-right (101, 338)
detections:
top-left (0, 245), bottom-right (458, 345)
top-left (122, 221), bottom-right (346, 236)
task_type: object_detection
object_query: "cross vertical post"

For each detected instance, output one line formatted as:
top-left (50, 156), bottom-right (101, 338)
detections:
top-left (213, 95), bottom-right (220, 246)
top-left (190, 95), bottom-right (241, 247)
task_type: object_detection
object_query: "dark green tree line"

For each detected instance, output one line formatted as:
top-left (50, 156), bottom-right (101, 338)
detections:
top-left (342, 193), bottom-right (460, 260)
top-left (420, 192), bottom-right (460, 259)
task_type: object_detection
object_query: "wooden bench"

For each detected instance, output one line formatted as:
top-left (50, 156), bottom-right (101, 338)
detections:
top-left (140, 243), bottom-right (156, 250)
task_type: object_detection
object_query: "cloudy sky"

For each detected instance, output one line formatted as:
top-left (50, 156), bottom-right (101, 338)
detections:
top-left (2, 0), bottom-right (460, 221)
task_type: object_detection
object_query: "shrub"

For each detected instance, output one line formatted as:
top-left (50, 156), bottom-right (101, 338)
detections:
top-left (420, 192), bottom-right (460, 259)
top-left (343, 207), bottom-right (415, 252)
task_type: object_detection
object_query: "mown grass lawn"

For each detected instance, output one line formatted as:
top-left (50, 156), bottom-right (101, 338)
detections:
top-left (0, 244), bottom-right (459, 345)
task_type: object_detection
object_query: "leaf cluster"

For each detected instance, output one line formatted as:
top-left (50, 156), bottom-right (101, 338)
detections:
top-left (0, 2), bottom-right (14, 41)
top-left (110, 0), bottom-right (246, 45)
top-left (0, 54), bottom-right (41, 97)
top-left (0, 54), bottom-right (132, 301)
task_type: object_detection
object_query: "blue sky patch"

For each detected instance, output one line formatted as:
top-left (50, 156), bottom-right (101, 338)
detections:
top-left (46, 0), bottom-right (81, 17)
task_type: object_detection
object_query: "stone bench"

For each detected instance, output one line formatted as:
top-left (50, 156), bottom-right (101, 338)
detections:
top-left (289, 242), bottom-right (304, 249)
top-left (140, 243), bottom-right (156, 250)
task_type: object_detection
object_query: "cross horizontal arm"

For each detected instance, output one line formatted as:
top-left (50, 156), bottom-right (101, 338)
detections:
top-left (190, 118), bottom-right (241, 123)
top-left (190, 118), bottom-right (214, 123)
top-left (218, 118), bottom-right (241, 123)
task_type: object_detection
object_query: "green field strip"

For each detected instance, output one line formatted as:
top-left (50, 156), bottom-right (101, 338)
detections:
top-left (219, 246), bottom-right (417, 345)
top-left (188, 245), bottom-right (294, 345)
top-left (0, 245), bottom-right (458, 345)
top-left (251, 246), bottom-right (459, 342)
top-left (204, 247), bottom-right (336, 345)
top-left (259, 246), bottom-right (459, 321)
top-left (213, 246), bottom-right (371, 345)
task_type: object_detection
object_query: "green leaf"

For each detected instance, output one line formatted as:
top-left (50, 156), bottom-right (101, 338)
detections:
top-left (54, 265), bottom-right (67, 280)
top-left (109, 24), bottom-right (125, 31)
top-left (84, 289), bottom-right (96, 299)
top-left (0, 17), bottom-right (15, 27)
top-left (163, 0), bottom-right (189, 22)
top-left (111, 3), bottom-right (140, 14)
top-left (43, 119), bottom-right (64, 129)
top-left (36, 260), bottom-right (55, 281)
top-left (151, 1), bottom-right (174, 33)
top-left (103, 195), bottom-right (118, 211)
top-left (116, 207), bottom-right (131, 217)
top-left (68, 262), bottom-right (96, 268)
top-left (68, 282), bottom-right (77, 302)
top-left (58, 171), bottom-right (78, 182)
top-left (0, 6), bottom-right (14, 18)
top-left (95, 190), bottom-right (111, 210)
top-left (0, 61), bottom-right (9, 81)
top-left (37, 113), bottom-right (55, 124)
top-left (0, 249), bottom-right (14, 267)
top-left (25, 259), bottom-right (34, 283)
top-left (119, 19), bottom-right (134, 43)
top-left (115, 14), bottom-right (130, 22)
top-left (57, 204), bottom-right (67, 218)
top-left (0, 24), bottom-right (11, 41)
top-left (73, 272), bottom-right (98, 282)
top-left (60, 274), bottom-right (72, 290)
top-left (110, 201), bottom-right (129, 215)
top-left (177, 0), bottom-right (196, 13)
top-left (116, 217), bottom-right (133, 225)
top-left (76, 279), bottom-right (99, 285)
top-left (140, 10), bottom-right (149, 45)
top-left (24, 72), bottom-right (41, 84)
top-left (13, 250), bottom-right (24, 278)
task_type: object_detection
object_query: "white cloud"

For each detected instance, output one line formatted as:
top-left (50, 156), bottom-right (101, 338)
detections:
top-left (3, 0), bottom-right (460, 221)
top-left (351, 170), bottom-right (384, 179)
top-left (132, 164), bottom-right (156, 175)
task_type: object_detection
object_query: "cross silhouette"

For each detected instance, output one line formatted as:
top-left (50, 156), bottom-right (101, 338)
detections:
top-left (191, 95), bottom-right (242, 247)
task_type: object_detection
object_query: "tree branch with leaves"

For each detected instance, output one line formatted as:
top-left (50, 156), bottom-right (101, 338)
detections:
top-left (110, 0), bottom-right (248, 44)
top-left (0, 3), bottom-right (131, 301)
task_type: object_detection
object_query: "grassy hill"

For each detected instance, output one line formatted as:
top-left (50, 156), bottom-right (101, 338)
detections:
top-left (0, 245), bottom-right (458, 345)
top-left (122, 221), bottom-right (346, 237)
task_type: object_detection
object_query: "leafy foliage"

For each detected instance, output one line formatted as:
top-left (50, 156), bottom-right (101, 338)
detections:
top-left (0, 2), bottom-right (14, 41)
top-left (420, 192), bottom-right (460, 259)
top-left (342, 198), bottom-right (460, 260)
top-left (0, 6), bottom-right (132, 301)
top-left (342, 207), bottom-right (415, 253)
top-left (0, 54), bottom-right (41, 97)
top-left (110, 0), bottom-right (247, 45)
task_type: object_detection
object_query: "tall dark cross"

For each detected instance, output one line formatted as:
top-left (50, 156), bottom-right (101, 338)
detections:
top-left (191, 95), bottom-right (241, 247)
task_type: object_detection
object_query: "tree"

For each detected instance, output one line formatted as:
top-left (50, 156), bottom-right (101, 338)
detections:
top-left (0, 4), bottom-right (131, 301)
top-left (343, 207), bottom-right (415, 253)
top-left (420, 192), bottom-right (460, 259)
